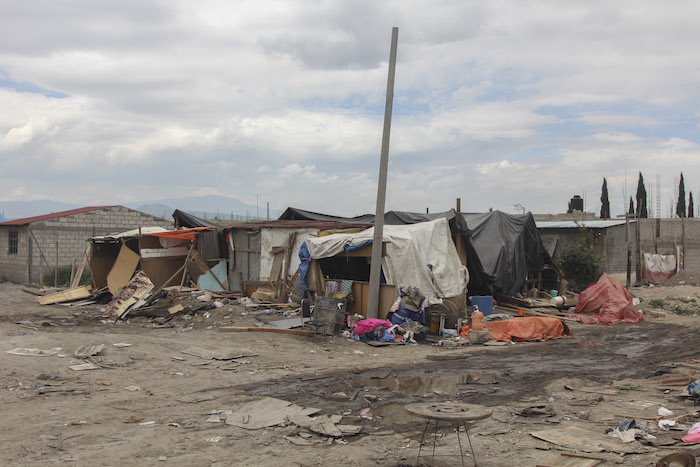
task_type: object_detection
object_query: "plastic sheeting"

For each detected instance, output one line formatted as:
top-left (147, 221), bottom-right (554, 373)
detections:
top-left (569, 273), bottom-right (644, 325)
top-left (260, 228), bottom-right (318, 280)
top-left (281, 207), bottom-right (545, 297)
top-left (483, 316), bottom-right (571, 343)
top-left (173, 209), bottom-right (218, 228)
top-left (302, 218), bottom-right (468, 304)
top-left (462, 211), bottom-right (544, 296)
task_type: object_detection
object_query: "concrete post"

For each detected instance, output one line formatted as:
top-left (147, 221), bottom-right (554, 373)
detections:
top-left (367, 27), bottom-right (398, 319)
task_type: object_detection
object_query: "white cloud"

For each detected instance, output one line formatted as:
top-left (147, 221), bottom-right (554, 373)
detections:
top-left (0, 0), bottom-right (698, 219)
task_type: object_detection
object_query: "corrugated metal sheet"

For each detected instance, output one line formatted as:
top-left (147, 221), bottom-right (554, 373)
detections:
top-left (536, 220), bottom-right (629, 229)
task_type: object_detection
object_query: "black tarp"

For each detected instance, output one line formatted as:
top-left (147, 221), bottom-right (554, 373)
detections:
top-left (462, 211), bottom-right (544, 296)
top-left (278, 207), bottom-right (375, 223)
top-left (173, 209), bottom-right (218, 228)
top-left (279, 207), bottom-right (544, 296)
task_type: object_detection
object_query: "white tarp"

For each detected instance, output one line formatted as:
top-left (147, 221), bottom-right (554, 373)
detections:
top-left (304, 218), bottom-right (468, 304)
top-left (260, 228), bottom-right (319, 280)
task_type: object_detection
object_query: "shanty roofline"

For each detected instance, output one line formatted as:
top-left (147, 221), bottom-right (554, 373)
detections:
top-left (536, 220), bottom-right (629, 229)
top-left (0, 206), bottom-right (119, 226)
top-left (222, 219), bottom-right (373, 230)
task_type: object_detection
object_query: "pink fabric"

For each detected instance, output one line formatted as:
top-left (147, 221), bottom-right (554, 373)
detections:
top-left (353, 319), bottom-right (393, 335)
top-left (682, 422), bottom-right (700, 443)
top-left (569, 273), bottom-right (644, 325)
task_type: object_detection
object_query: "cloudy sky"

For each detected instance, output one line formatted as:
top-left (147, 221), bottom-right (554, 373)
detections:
top-left (1, 1), bottom-right (699, 217)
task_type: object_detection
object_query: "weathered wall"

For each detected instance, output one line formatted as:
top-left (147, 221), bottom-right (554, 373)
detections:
top-left (0, 207), bottom-right (172, 284)
top-left (540, 218), bottom-right (700, 285)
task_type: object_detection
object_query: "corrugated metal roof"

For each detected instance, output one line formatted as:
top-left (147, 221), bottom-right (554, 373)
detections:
top-left (0, 206), bottom-right (119, 226)
top-left (536, 220), bottom-right (629, 229)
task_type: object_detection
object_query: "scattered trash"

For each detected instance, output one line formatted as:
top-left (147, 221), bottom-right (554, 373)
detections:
top-left (6, 347), bottom-right (63, 357)
top-left (122, 418), bottom-right (144, 423)
top-left (658, 407), bottom-right (675, 417)
top-left (74, 344), bottom-right (105, 358)
top-left (222, 397), bottom-right (319, 430)
top-left (682, 422), bottom-right (700, 443)
top-left (124, 386), bottom-right (142, 392)
top-left (69, 362), bottom-right (100, 371)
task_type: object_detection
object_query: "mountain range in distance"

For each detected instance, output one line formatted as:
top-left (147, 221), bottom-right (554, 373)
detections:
top-left (0, 195), bottom-right (282, 221)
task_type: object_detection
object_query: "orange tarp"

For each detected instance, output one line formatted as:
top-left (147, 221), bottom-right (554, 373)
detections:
top-left (144, 227), bottom-right (213, 240)
top-left (482, 316), bottom-right (571, 343)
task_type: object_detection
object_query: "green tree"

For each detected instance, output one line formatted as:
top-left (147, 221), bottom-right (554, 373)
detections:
top-left (689, 192), bottom-right (695, 218)
top-left (628, 196), bottom-right (634, 215)
top-left (560, 228), bottom-right (603, 292)
top-left (635, 172), bottom-right (648, 218)
top-left (676, 172), bottom-right (686, 218)
top-left (600, 178), bottom-right (610, 218)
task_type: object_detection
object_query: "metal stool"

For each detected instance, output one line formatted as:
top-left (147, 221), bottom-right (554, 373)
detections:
top-left (404, 402), bottom-right (492, 467)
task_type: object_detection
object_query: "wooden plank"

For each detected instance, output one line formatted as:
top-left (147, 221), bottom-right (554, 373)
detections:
top-left (37, 285), bottom-right (93, 305)
top-left (269, 252), bottom-right (284, 281)
top-left (106, 244), bottom-right (140, 296)
top-left (70, 243), bottom-right (92, 289)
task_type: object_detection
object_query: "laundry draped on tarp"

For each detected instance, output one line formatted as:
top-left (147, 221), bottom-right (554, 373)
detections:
top-left (641, 251), bottom-right (676, 283)
top-left (569, 273), bottom-right (644, 324)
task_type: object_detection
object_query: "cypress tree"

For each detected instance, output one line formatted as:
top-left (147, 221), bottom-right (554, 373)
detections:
top-left (689, 192), bottom-right (695, 218)
top-left (676, 172), bottom-right (686, 218)
top-left (600, 178), bottom-right (610, 218)
top-left (635, 172), bottom-right (648, 218)
top-left (628, 196), bottom-right (634, 215)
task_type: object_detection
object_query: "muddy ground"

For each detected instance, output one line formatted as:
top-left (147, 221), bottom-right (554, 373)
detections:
top-left (1, 281), bottom-right (699, 466)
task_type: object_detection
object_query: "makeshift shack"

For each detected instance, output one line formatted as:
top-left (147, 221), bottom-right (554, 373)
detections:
top-left (281, 207), bottom-right (549, 298)
top-left (222, 219), bottom-right (372, 298)
top-left (89, 226), bottom-right (223, 296)
top-left (299, 218), bottom-right (469, 318)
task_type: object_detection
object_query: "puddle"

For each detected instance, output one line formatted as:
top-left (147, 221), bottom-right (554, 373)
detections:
top-left (360, 373), bottom-right (497, 396)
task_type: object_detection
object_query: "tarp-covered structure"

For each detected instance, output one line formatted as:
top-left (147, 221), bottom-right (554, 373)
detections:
top-left (281, 207), bottom-right (545, 297)
top-left (173, 209), bottom-right (218, 229)
top-left (300, 218), bottom-right (468, 306)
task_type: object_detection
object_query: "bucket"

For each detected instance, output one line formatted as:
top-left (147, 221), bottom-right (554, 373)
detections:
top-left (470, 296), bottom-right (494, 316)
top-left (550, 290), bottom-right (558, 297)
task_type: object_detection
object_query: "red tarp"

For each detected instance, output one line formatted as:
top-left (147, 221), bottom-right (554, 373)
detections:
top-left (482, 316), bottom-right (571, 343)
top-left (569, 273), bottom-right (644, 325)
top-left (144, 227), bottom-right (213, 240)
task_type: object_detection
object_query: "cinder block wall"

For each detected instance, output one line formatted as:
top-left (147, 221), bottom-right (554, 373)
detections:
top-left (541, 219), bottom-right (700, 286)
top-left (0, 226), bottom-right (29, 283)
top-left (1, 207), bottom-right (173, 284)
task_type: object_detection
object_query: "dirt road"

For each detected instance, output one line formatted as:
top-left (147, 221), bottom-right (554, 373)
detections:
top-left (1, 282), bottom-right (699, 466)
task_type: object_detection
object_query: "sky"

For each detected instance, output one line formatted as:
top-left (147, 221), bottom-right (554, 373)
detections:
top-left (1, 1), bottom-right (699, 218)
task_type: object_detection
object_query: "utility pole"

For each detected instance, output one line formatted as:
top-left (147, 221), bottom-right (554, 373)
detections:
top-left (367, 27), bottom-right (398, 319)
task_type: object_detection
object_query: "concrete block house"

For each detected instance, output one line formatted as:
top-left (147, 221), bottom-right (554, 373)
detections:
top-left (0, 206), bottom-right (172, 284)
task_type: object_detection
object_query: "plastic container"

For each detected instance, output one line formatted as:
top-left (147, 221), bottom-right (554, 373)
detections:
top-left (471, 310), bottom-right (484, 330)
top-left (550, 290), bottom-right (558, 297)
top-left (550, 296), bottom-right (567, 308)
top-left (470, 296), bottom-right (494, 316)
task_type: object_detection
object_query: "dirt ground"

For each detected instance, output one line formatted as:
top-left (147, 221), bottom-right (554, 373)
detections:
top-left (1, 281), bottom-right (699, 466)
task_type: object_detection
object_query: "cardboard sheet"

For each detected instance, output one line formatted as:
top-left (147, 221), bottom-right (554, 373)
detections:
top-left (106, 244), bottom-right (141, 296)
